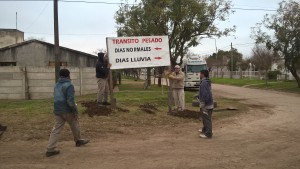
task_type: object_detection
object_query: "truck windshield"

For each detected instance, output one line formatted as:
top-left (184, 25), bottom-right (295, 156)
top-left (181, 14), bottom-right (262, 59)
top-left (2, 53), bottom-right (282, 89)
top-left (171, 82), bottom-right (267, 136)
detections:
top-left (186, 65), bottom-right (207, 73)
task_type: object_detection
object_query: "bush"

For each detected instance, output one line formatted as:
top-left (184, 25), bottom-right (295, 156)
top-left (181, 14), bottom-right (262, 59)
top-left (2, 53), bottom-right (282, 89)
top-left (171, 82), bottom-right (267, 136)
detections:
top-left (267, 70), bottom-right (281, 80)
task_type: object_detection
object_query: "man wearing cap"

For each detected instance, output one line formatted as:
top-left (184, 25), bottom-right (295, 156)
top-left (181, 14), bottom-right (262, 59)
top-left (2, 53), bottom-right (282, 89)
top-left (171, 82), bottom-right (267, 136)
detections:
top-left (46, 69), bottom-right (89, 157)
top-left (168, 65), bottom-right (185, 111)
top-left (96, 52), bottom-right (112, 106)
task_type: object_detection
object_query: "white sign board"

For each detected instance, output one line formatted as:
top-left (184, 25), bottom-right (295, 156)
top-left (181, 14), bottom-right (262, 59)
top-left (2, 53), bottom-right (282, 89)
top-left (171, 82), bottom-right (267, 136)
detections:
top-left (106, 36), bottom-right (170, 69)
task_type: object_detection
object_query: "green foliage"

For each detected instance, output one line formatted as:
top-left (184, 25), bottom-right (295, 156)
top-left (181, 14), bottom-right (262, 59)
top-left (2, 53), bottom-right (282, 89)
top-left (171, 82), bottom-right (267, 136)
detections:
top-left (211, 78), bottom-right (263, 87)
top-left (267, 70), bottom-right (281, 80)
top-left (239, 58), bottom-right (251, 71)
top-left (115, 0), bottom-right (235, 66)
top-left (206, 48), bottom-right (243, 71)
top-left (252, 0), bottom-right (300, 87)
top-left (225, 48), bottom-right (243, 71)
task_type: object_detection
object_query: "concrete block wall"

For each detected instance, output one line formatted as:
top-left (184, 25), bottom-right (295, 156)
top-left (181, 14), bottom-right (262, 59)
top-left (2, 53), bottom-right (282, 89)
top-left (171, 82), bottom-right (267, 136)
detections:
top-left (0, 66), bottom-right (97, 100)
top-left (0, 67), bottom-right (26, 99)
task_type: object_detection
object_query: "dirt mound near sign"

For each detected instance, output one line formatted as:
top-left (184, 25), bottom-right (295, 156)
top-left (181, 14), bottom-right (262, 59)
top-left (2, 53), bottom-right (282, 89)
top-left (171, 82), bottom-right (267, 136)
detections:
top-left (81, 101), bottom-right (129, 117)
top-left (139, 103), bottom-right (158, 114)
top-left (0, 124), bottom-right (7, 136)
top-left (169, 109), bottom-right (201, 119)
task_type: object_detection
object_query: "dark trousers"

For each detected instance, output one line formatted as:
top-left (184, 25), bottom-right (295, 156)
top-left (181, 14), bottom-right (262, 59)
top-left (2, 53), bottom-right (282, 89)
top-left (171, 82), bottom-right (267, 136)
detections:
top-left (201, 108), bottom-right (213, 137)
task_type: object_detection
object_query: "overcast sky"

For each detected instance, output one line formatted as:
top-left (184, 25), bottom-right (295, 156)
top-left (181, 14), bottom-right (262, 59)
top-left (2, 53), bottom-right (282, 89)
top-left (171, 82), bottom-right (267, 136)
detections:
top-left (0, 0), bottom-right (283, 57)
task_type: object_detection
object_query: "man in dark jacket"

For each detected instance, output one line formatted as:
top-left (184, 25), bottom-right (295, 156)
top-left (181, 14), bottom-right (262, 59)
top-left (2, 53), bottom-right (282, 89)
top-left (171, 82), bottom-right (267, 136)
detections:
top-left (197, 69), bottom-right (214, 139)
top-left (46, 69), bottom-right (89, 157)
top-left (96, 52), bottom-right (111, 106)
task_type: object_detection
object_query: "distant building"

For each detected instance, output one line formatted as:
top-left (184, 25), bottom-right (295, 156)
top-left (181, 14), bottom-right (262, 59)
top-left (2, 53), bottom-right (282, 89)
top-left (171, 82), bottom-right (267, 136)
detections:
top-left (0, 29), bottom-right (24, 48)
top-left (0, 29), bottom-right (97, 67)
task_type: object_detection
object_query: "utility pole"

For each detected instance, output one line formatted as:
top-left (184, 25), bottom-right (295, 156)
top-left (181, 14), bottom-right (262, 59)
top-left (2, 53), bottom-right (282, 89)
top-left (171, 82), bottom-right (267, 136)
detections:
top-left (15, 12), bottom-right (18, 44)
top-left (214, 38), bottom-right (218, 60)
top-left (16, 12), bottom-right (17, 29)
top-left (54, 0), bottom-right (60, 82)
top-left (214, 38), bottom-right (218, 77)
top-left (230, 42), bottom-right (233, 79)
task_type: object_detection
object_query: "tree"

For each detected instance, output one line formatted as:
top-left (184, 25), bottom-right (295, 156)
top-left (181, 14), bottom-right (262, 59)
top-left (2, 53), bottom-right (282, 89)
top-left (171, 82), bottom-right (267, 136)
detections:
top-left (115, 0), bottom-right (235, 67)
top-left (206, 53), bottom-right (223, 76)
top-left (251, 45), bottom-right (278, 84)
top-left (26, 36), bottom-right (46, 42)
top-left (239, 58), bottom-right (251, 71)
top-left (252, 0), bottom-right (300, 87)
top-left (225, 48), bottom-right (243, 71)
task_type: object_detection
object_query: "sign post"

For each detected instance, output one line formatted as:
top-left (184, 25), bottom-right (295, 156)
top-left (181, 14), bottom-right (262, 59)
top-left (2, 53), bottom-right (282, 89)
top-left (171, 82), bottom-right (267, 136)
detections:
top-left (106, 39), bottom-right (115, 109)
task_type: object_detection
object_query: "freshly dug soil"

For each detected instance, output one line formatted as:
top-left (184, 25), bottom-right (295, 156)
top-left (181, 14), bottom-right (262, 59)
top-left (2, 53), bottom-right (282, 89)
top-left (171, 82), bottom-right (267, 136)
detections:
top-left (139, 103), bottom-right (158, 110)
top-left (139, 103), bottom-right (158, 114)
top-left (140, 108), bottom-right (156, 114)
top-left (81, 101), bottom-right (130, 117)
top-left (0, 124), bottom-right (7, 136)
top-left (169, 109), bottom-right (201, 119)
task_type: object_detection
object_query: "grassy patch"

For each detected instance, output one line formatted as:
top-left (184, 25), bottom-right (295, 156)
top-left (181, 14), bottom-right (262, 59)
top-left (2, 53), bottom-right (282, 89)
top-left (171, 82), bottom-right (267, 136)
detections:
top-left (211, 78), bottom-right (269, 87)
top-left (253, 81), bottom-right (300, 93)
top-left (212, 78), bottom-right (300, 94)
top-left (0, 78), bottom-right (248, 142)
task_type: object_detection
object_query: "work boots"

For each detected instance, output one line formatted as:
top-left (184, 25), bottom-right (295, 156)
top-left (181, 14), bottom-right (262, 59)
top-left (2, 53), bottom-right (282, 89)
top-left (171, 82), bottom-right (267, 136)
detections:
top-left (76, 139), bottom-right (90, 147)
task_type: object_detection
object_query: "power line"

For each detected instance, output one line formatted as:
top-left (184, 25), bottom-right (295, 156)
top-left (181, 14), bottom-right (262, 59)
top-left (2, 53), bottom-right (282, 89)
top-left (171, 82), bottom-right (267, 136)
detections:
top-left (200, 42), bottom-right (256, 55)
top-left (60, 0), bottom-right (127, 4)
top-left (0, 0), bottom-right (131, 4)
top-left (232, 7), bottom-right (276, 12)
top-left (24, 1), bottom-right (50, 31)
top-left (25, 31), bottom-right (117, 36)
top-left (0, 0), bottom-right (279, 11)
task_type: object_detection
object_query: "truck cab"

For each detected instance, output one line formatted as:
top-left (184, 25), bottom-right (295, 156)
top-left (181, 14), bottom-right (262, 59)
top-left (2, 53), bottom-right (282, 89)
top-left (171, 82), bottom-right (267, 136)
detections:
top-left (181, 56), bottom-right (207, 90)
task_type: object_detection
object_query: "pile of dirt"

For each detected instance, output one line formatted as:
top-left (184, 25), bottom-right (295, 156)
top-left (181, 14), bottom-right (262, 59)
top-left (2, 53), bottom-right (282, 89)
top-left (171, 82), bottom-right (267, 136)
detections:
top-left (169, 110), bottom-right (201, 119)
top-left (139, 103), bottom-right (158, 114)
top-left (0, 124), bottom-right (7, 136)
top-left (116, 107), bottom-right (130, 113)
top-left (81, 101), bottom-right (130, 117)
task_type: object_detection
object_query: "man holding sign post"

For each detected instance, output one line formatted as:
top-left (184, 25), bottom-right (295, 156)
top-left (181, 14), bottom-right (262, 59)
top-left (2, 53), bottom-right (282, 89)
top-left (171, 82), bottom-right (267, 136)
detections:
top-left (168, 65), bottom-right (185, 111)
top-left (96, 52), bottom-right (111, 106)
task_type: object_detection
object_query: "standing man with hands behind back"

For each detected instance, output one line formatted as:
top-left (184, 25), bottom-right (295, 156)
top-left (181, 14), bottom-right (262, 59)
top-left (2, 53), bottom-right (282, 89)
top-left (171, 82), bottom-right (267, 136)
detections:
top-left (96, 52), bottom-right (112, 107)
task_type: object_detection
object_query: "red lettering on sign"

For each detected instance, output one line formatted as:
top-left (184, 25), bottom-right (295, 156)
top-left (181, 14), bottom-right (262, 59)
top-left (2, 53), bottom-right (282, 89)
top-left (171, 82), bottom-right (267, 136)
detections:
top-left (112, 39), bottom-right (139, 44)
top-left (142, 38), bottom-right (163, 43)
top-left (154, 57), bottom-right (162, 60)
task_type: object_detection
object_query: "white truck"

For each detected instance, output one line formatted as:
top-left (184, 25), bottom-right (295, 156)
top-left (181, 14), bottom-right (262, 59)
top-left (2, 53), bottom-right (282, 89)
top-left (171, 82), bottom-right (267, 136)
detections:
top-left (180, 56), bottom-right (207, 90)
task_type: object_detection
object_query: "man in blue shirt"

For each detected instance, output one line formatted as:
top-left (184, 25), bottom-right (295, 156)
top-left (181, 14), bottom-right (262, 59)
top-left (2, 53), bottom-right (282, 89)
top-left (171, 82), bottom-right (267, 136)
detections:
top-left (197, 70), bottom-right (214, 139)
top-left (46, 69), bottom-right (89, 157)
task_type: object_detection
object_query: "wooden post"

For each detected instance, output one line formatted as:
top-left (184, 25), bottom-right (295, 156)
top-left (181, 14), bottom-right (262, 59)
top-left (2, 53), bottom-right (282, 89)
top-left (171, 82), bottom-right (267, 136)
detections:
top-left (230, 42), bottom-right (233, 79)
top-left (79, 67), bottom-right (83, 96)
top-left (166, 66), bottom-right (173, 113)
top-left (23, 67), bottom-right (29, 100)
top-left (106, 38), bottom-right (116, 109)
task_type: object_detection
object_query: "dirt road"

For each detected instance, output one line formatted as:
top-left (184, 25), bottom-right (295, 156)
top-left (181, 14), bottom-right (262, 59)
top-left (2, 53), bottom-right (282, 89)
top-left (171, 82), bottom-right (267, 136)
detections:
top-left (1, 84), bottom-right (300, 169)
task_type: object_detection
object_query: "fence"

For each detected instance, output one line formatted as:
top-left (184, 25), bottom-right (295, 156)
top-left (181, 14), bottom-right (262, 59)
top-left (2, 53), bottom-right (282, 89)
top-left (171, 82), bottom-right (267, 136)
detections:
top-left (211, 70), bottom-right (262, 79)
top-left (211, 70), bottom-right (295, 80)
top-left (0, 66), bottom-right (97, 100)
